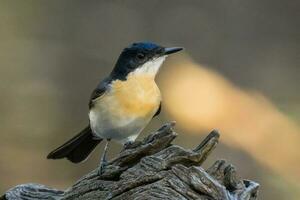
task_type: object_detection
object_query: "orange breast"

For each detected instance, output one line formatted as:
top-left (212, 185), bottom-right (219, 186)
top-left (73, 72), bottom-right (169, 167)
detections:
top-left (109, 74), bottom-right (161, 117)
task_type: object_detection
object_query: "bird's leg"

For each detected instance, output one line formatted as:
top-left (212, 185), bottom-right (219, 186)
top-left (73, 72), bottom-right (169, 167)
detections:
top-left (98, 138), bottom-right (111, 175)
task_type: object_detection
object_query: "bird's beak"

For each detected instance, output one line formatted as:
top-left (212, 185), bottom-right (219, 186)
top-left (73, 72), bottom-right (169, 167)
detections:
top-left (164, 47), bottom-right (184, 55)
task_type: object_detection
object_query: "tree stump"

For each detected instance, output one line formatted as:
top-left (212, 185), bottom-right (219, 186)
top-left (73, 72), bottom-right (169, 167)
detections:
top-left (1, 122), bottom-right (259, 200)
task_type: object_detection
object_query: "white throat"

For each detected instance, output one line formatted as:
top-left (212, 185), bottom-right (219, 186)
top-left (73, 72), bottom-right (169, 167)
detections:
top-left (131, 56), bottom-right (167, 76)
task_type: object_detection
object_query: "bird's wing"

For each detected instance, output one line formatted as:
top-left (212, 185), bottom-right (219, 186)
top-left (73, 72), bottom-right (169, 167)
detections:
top-left (153, 102), bottom-right (161, 118)
top-left (89, 77), bottom-right (111, 109)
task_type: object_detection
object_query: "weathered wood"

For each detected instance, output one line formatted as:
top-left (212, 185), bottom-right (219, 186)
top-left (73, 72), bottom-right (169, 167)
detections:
top-left (1, 122), bottom-right (259, 200)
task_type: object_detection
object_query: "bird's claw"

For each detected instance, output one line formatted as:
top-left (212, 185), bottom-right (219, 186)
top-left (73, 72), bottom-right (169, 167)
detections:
top-left (122, 140), bottom-right (142, 151)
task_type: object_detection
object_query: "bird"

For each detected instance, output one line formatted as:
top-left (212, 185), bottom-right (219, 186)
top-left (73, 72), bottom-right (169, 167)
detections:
top-left (47, 42), bottom-right (183, 174)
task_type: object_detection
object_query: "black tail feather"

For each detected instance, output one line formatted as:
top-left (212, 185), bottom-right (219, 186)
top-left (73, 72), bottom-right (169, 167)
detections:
top-left (47, 126), bottom-right (102, 163)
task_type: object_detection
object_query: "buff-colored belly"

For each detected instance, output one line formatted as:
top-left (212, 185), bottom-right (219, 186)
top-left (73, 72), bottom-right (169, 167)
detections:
top-left (89, 74), bottom-right (161, 143)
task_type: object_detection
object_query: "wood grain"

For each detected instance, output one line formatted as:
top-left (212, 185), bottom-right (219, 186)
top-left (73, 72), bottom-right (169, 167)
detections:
top-left (1, 122), bottom-right (259, 200)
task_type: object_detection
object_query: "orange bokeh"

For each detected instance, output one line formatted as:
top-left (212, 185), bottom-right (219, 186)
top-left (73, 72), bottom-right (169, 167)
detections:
top-left (159, 55), bottom-right (300, 183)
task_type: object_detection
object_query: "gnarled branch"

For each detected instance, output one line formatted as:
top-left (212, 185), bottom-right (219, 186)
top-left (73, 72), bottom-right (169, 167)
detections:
top-left (1, 122), bottom-right (259, 200)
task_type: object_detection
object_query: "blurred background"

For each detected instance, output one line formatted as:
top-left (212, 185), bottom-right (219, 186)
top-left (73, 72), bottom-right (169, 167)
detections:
top-left (0, 0), bottom-right (299, 199)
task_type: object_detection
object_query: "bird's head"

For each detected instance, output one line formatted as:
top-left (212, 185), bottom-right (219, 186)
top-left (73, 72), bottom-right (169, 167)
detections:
top-left (111, 42), bottom-right (183, 80)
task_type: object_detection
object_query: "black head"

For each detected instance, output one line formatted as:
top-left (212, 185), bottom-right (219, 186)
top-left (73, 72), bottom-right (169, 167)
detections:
top-left (110, 42), bottom-right (183, 80)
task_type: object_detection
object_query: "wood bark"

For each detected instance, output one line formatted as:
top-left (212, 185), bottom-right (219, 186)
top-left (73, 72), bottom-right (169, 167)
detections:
top-left (1, 122), bottom-right (259, 200)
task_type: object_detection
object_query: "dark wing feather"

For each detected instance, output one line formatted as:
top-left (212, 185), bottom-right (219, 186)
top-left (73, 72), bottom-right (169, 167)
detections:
top-left (153, 102), bottom-right (161, 118)
top-left (89, 77), bottom-right (111, 109)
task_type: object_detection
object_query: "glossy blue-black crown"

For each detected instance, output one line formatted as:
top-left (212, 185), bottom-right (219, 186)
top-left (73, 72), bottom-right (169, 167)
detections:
top-left (128, 42), bottom-right (162, 51)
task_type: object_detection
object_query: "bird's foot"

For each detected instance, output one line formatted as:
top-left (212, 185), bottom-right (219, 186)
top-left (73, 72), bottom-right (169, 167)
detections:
top-left (122, 140), bottom-right (142, 151)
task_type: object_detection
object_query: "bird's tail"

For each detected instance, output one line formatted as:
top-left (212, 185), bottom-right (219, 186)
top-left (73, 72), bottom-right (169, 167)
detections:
top-left (47, 126), bottom-right (102, 163)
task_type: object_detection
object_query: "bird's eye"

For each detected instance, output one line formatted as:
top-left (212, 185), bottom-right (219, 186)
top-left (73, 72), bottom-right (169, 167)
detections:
top-left (137, 53), bottom-right (145, 60)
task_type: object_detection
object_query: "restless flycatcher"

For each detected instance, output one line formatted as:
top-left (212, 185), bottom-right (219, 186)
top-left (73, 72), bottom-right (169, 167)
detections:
top-left (47, 42), bottom-right (183, 173)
